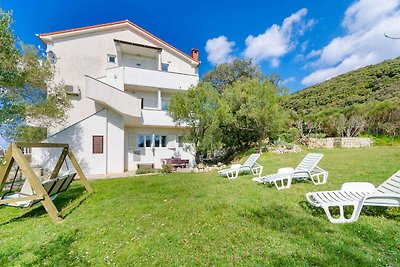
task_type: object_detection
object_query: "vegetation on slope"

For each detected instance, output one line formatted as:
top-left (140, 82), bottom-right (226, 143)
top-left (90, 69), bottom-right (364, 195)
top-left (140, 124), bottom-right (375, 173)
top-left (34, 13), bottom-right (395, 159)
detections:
top-left (287, 57), bottom-right (400, 114)
top-left (285, 57), bottom-right (400, 139)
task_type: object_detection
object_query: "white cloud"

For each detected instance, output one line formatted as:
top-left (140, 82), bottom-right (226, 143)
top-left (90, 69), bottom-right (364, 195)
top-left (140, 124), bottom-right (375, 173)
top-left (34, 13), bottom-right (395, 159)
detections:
top-left (281, 76), bottom-right (296, 85)
top-left (302, 0), bottom-right (400, 86)
top-left (243, 8), bottom-right (314, 67)
top-left (342, 0), bottom-right (399, 33)
top-left (306, 49), bottom-right (322, 59)
top-left (302, 53), bottom-right (377, 85)
top-left (301, 41), bottom-right (309, 53)
top-left (205, 36), bottom-right (235, 65)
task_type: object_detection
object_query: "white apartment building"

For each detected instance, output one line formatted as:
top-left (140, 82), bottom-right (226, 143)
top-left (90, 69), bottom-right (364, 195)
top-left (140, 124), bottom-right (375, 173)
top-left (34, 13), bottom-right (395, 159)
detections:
top-left (32, 20), bottom-right (199, 175)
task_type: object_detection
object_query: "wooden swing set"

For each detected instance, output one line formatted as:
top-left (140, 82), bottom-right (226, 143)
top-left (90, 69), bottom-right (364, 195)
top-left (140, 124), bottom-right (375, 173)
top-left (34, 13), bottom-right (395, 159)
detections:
top-left (0, 143), bottom-right (94, 223)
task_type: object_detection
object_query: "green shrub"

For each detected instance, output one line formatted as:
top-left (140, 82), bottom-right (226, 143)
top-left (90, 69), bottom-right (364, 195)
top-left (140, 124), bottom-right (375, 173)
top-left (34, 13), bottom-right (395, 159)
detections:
top-left (361, 134), bottom-right (400, 146)
top-left (161, 164), bottom-right (173, 174)
top-left (136, 168), bottom-right (158, 175)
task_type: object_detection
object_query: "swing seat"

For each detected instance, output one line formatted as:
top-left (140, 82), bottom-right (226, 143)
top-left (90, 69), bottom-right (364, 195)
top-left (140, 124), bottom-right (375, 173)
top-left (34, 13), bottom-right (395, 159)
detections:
top-left (2, 171), bottom-right (76, 208)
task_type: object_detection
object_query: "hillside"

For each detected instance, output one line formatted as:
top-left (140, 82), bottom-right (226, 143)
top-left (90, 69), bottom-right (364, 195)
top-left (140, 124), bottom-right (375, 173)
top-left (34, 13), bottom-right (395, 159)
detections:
top-left (287, 57), bottom-right (400, 114)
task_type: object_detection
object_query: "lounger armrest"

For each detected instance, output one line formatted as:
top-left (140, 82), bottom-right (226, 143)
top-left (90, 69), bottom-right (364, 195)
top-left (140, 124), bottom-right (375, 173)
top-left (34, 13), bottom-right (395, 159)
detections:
top-left (311, 165), bottom-right (327, 173)
top-left (341, 182), bottom-right (375, 192)
top-left (365, 193), bottom-right (400, 199)
top-left (363, 193), bottom-right (400, 207)
top-left (292, 170), bottom-right (311, 177)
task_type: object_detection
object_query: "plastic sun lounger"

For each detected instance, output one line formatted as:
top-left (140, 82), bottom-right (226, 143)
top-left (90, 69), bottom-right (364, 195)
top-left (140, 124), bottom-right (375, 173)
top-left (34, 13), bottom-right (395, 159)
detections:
top-left (305, 170), bottom-right (400, 223)
top-left (252, 153), bottom-right (328, 190)
top-left (218, 153), bottom-right (263, 179)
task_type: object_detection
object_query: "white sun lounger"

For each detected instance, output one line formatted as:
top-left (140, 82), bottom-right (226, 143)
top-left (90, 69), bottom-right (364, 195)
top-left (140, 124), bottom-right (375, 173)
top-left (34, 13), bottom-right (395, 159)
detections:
top-left (306, 170), bottom-right (400, 223)
top-left (218, 153), bottom-right (262, 179)
top-left (252, 153), bottom-right (328, 189)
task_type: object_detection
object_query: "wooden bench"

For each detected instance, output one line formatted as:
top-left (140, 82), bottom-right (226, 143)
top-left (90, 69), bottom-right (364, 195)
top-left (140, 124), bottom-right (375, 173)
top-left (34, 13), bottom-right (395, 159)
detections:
top-left (137, 163), bottom-right (155, 169)
top-left (162, 158), bottom-right (189, 169)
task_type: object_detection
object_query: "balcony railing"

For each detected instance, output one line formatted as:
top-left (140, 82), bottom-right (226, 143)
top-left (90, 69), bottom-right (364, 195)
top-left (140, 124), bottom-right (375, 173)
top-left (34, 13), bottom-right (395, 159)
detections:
top-left (85, 76), bottom-right (141, 118)
top-left (106, 66), bottom-right (198, 90)
top-left (141, 109), bottom-right (184, 127)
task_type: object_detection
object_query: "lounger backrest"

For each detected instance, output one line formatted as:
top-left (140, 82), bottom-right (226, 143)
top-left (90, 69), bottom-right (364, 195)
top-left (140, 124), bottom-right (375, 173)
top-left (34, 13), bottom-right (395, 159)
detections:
top-left (364, 170), bottom-right (400, 207)
top-left (242, 153), bottom-right (260, 167)
top-left (374, 170), bottom-right (400, 195)
top-left (295, 153), bottom-right (323, 172)
top-left (47, 172), bottom-right (77, 196)
top-left (42, 179), bottom-right (58, 197)
top-left (59, 173), bottom-right (76, 193)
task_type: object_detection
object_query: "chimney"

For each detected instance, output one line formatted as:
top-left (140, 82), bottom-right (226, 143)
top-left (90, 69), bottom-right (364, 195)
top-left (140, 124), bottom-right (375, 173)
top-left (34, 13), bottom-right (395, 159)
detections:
top-left (191, 48), bottom-right (199, 61)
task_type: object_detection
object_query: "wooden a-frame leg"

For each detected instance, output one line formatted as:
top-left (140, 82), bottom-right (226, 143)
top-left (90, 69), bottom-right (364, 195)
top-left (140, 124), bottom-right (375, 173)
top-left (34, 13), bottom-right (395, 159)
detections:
top-left (67, 148), bottom-right (94, 194)
top-left (0, 147), bottom-right (14, 188)
top-left (11, 144), bottom-right (63, 223)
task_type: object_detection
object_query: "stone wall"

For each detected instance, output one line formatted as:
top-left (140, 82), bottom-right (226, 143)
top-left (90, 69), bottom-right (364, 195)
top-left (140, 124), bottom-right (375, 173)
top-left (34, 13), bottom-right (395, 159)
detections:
top-left (307, 137), bottom-right (371, 148)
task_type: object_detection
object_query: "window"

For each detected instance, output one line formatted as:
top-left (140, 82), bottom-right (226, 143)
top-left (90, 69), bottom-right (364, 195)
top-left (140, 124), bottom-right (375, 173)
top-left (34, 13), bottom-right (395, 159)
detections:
top-left (137, 135), bottom-right (145, 147)
top-left (93, 136), bottom-right (104, 154)
top-left (145, 135), bottom-right (152, 147)
top-left (107, 55), bottom-right (116, 63)
top-left (161, 63), bottom-right (169, 72)
top-left (178, 136), bottom-right (184, 147)
top-left (154, 135), bottom-right (160, 147)
top-left (161, 136), bottom-right (167, 147)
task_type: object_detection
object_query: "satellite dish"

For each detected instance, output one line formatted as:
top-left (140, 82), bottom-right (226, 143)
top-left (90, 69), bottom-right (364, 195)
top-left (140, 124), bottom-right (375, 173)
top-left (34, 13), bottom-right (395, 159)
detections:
top-left (47, 50), bottom-right (57, 64)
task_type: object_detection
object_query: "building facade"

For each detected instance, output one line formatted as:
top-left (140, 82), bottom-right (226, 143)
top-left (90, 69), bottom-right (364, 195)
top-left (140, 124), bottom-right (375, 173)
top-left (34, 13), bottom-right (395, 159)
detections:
top-left (32, 20), bottom-right (199, 175)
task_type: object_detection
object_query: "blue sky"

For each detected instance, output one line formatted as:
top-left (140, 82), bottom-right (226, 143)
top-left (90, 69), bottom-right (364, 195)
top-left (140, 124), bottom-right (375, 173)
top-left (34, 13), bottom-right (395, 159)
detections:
top-left (1, 0), bottom-right (400, 94)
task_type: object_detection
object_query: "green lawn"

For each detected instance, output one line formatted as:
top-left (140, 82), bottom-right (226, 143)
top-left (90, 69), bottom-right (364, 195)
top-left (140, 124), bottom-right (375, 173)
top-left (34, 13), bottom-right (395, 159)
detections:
top-left (0, 147), bottom-right (399, 266)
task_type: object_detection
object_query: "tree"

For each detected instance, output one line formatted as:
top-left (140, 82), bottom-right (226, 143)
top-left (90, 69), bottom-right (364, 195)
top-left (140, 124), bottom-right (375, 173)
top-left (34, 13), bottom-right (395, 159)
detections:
top-left (202, 59), bottom-right (264, 94)
top-left (168, 82), bottom-right (220, 163)
top-left (0, 9), bottom-right (70, 142)
top-left (218, 78), bottom-right (288, 152)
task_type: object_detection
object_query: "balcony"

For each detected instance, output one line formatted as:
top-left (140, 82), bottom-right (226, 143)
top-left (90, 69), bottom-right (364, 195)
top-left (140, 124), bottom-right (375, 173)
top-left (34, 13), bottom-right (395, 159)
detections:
top-left (141, 109), bottom-right (184, 127)
top-left (85, 76), bottom-right (141, 118)
top-left (106, 66), bottom-right (198, 90)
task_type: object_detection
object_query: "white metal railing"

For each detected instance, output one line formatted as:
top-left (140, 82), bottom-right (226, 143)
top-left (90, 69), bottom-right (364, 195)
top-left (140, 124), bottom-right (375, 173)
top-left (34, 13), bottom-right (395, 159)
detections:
top-left (85, 76), bottom-right (141, 118)
top-left (119, 66), bottom-right (198, 90)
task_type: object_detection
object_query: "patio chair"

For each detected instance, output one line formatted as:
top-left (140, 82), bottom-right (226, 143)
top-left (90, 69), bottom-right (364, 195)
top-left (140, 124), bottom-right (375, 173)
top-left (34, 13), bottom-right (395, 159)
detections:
top-left (218, 153), bottom-right (262, 179)
top-left (252, 153), bottom-right (328, 189)
top-left (305, 170), bottom-right (400, 223)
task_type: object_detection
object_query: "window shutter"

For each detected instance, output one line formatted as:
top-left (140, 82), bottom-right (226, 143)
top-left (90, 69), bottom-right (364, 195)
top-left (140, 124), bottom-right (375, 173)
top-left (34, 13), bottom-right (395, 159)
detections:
top-left (93, 136), bottom-right (104, 154)
top-left (128, 133), bottom-right (136, 148)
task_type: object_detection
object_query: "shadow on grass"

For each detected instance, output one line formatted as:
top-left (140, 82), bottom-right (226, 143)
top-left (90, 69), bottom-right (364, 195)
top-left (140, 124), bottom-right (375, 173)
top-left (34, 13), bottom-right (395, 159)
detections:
top-left (240, 204), bottom-right (392, 265)
top-left (0, 185), bottom-right (88, 225)
top-left (27, 229), bottom-right (90, 266)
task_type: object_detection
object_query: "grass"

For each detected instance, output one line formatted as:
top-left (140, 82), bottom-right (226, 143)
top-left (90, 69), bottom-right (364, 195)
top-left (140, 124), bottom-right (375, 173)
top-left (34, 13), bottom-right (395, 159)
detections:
top-left (0, 147), bottom-right (399, 266)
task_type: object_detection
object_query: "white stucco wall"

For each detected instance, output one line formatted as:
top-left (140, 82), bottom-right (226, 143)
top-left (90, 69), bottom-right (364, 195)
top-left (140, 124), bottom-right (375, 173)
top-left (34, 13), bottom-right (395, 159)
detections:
top-left (106, 109), bottom-right (125, 173)
top-left (125, 127), bottom-right (193, 170)
top-left (32, 109), bottom-right (127, 175)
top-left (32, 109), bottom-right (108, 175)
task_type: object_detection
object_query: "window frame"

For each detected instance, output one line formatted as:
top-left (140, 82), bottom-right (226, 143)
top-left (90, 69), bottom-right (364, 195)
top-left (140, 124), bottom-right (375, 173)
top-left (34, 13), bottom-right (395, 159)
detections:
top-left (92, 135), bottom-right (104, 154)
top-left (107, 54), bottom-right (116, 63)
